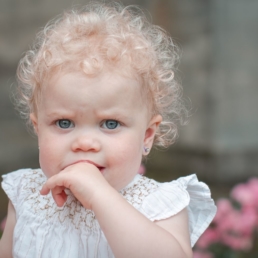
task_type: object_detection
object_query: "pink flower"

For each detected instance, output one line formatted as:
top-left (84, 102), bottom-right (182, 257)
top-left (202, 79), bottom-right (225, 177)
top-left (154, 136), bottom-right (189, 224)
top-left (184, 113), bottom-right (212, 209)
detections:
top-left (246, 178), bottom-right (258, 206)
top-left (239, 208), bottom-right (257, 235)
top-left (248, 178), bottom-right (258, 191)
top-left (231, 183), bottom-right (253, 207)
top-left (231, 178), bottom-right (258, 208)
top-left (196, 228), bottom-right (219, 249)
top-left (221, 232), bottom-right (252, 251)
top-left (196, 178), bottom-right (258, 254)
top-left (216, 208), bottom-right (255, 251)
top-left (193, 250), bottom-right (214, 258)
top-left (213, 198), bottom-right (233, 223)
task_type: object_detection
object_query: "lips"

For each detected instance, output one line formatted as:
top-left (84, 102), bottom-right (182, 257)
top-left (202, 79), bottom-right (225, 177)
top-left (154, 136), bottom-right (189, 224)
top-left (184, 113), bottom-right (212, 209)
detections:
top-left (64, 160), bottom-right (105, 172)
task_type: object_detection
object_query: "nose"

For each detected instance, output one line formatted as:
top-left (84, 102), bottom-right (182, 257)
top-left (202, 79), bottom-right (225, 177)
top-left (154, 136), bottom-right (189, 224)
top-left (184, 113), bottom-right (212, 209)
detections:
top-left (71, 133), bottom-right (101, 152)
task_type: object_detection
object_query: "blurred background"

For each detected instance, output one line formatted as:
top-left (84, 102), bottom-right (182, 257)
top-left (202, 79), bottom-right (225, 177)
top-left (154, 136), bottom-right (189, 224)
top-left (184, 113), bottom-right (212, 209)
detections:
top-left (0, 0), bottom-right (258, 229)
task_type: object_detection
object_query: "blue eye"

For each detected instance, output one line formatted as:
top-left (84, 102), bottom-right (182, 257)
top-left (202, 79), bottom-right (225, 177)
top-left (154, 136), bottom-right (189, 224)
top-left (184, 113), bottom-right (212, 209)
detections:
top-left (56, 119), bottom-right (74, 129)
top-left (102, 120), bottom-right (119, 129)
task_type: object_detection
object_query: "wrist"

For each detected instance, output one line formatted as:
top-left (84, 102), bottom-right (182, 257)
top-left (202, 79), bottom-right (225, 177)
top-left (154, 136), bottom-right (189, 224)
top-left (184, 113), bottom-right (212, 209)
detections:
top-left (90, 182), bottom-right (120, 212)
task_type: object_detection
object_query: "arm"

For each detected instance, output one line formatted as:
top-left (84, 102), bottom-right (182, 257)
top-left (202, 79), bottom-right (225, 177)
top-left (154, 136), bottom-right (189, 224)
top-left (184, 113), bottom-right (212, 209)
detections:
top-left (0, 201), bottom-right (16, 258)
top-left (41, 163), bottom-right (192, 258)
top-left (92, 185), bottom-right (193, 258)
top-left (155, 208), bottom-right (193, 257)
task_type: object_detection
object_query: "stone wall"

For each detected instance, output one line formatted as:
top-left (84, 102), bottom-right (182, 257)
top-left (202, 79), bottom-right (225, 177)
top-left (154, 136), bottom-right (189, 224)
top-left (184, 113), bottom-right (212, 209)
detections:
top-left (146, 0), bottom-right (258, 185)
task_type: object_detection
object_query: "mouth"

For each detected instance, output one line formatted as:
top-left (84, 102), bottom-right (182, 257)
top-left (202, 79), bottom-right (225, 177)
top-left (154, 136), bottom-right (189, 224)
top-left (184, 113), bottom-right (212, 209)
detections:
top-left (65, 160), bottom-right (105, 172)
top-left (98, 167), bottom-right (105, 173)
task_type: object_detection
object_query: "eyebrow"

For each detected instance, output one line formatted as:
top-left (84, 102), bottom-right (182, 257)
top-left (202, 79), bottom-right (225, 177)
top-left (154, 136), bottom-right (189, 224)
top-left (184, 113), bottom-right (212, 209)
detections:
top-left (44, 110), bottom-right (75, 118)
top-left (95, 108), bottom-right (129, 118)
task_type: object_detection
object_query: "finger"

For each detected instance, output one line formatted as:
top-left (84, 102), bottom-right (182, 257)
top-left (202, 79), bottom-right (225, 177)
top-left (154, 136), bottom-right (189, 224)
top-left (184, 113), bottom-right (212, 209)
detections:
top-left (40, 184), bottom-right (51, 195)
top-left (40, 173), bottom-right (70, 195)
top-left (51, 187), bottom-right (67, 207)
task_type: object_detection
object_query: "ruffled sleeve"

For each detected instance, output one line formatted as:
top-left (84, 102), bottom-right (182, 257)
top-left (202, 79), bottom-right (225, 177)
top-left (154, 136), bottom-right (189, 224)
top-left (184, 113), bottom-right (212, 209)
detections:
top-left (138, 174), bottom-right (217, 247)
top-left (2, 169), bottom-right (26, 208)
top-left (1, 168), bottom-right (46, 213)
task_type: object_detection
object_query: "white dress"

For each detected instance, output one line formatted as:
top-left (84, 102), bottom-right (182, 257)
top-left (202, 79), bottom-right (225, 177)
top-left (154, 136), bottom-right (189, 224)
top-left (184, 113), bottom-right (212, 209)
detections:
top-left (1, 168), bottom-right (216, 258)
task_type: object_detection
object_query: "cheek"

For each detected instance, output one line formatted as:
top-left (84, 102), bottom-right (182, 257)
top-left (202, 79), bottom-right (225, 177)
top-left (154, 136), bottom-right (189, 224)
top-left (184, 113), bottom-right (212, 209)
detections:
top-left (106, 141), bottom-right (142, 190)
top-left (107, 136), bottom-right (143, 168)
top-left (38, 136), bottom-right (62, 177)
top-left (39, 136), bottom-right (54, 157)
top-left (39, 146), bottom-right (55, 177)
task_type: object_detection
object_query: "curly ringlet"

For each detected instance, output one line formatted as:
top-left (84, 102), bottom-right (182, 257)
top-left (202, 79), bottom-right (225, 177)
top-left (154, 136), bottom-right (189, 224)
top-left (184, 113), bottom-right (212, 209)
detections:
top-left (16, 1), bottom-right (187, 148)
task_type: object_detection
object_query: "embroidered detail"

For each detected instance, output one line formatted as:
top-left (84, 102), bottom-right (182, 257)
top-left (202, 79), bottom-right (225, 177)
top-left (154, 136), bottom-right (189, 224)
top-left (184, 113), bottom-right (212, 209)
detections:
top-left (19, 170), bottom-right (159, 230)
top-left (21, 169), bottom-right (97, 231)
top-left (120, 176), bottom-right (159, 208)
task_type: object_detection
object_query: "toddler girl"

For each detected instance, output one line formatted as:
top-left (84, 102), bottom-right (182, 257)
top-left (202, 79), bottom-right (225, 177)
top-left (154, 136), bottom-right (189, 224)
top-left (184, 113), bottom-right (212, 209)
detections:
top-left (0, 2), bottom-right (216, 258)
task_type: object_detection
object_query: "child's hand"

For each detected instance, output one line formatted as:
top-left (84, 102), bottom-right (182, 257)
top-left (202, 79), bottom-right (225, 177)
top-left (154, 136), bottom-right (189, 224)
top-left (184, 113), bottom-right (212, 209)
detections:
top-left (40, 162), bottom-right (110, 209)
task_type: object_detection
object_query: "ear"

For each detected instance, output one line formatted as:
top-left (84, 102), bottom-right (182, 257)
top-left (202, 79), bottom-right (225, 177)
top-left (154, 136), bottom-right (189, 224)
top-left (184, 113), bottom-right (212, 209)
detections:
top-left (30, 113), bottom-right (38, 134)
top-left (143, 114), bottom-right (162, 155)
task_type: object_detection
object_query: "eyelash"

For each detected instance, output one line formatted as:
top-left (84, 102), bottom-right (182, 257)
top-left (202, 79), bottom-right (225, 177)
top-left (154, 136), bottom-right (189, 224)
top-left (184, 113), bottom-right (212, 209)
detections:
top-left (101, 120), bottom-right (121, 130)
top-left (55, 119), bottom-right (74, 129)
top-left (55, 119), bottom-right (121, 130)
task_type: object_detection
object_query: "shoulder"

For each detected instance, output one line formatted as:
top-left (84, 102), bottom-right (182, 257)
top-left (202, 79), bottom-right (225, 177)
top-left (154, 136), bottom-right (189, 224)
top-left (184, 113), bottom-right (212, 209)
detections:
top-left (123, 174), bottom-right (217, 247)
top-left (120, 174), bottom-right (160, 207)
top-left (1, 168), bottom-right (46, 208)
top-left (2, 168), bottom-right (45, 185)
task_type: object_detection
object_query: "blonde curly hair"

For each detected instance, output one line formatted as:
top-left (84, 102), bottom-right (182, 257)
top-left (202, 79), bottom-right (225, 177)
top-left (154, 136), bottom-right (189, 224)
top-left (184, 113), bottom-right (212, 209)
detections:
top-left (16, 2), bottom-right (187, 148)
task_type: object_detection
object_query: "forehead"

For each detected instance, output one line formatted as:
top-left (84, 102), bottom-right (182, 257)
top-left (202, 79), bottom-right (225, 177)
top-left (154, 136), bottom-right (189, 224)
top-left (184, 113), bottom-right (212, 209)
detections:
top-left (40, 69), bottom-right (148, 115)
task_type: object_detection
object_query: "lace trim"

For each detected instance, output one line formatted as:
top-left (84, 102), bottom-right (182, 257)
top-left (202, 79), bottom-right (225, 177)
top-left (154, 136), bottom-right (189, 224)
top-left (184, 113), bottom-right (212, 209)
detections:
top-left (20, 170), bottom-right (159, 229)
top-left (120, 176), bottom-right (159, 208)
top-left (21, 170), bottom-right (96, 230)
